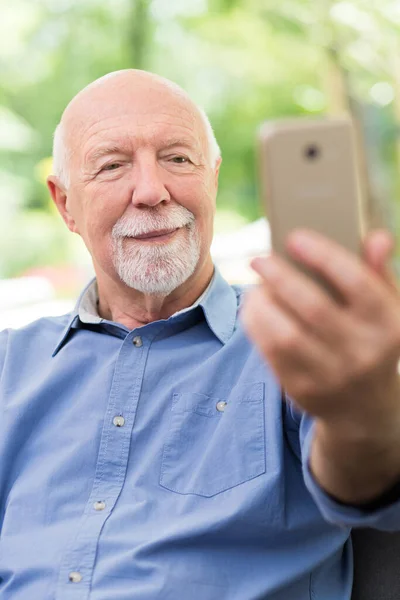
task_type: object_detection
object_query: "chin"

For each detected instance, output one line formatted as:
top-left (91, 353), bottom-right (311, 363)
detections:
top-left (112, 222), bottom-right (202, 295)
top-left (116, 255), bottom-right (200, 296)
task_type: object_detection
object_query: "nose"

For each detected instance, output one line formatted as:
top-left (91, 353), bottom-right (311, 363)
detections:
top-left (131, 154), bottom-right (170, 208)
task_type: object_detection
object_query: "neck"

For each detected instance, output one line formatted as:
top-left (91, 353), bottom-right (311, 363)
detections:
top-left (95, 257), bottom-right (214, 330)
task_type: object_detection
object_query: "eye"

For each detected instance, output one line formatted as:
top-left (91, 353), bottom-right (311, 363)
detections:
top-left (171, 156), bottom-right (190, 164)
top-left (102, 162), bottom-right (122, 171)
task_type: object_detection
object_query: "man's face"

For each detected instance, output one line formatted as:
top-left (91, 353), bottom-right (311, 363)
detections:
top-left (63, 80), bottom-right (220, 295)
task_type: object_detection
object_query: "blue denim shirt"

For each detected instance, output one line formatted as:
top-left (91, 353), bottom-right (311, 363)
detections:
top-left (1, 267), bottom-right (400, 600)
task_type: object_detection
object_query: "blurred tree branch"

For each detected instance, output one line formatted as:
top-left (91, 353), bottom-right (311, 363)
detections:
top-left (128, 0), bottom-right (152, 69)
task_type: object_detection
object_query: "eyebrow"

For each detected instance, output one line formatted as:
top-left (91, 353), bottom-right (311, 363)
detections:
top-left (86, 145), bottom-right (126, 164)
top-left (160, 137), bottom-right (200, 152)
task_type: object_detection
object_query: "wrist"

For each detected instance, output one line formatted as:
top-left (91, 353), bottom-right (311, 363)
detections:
top-left (327, 474), bottom-right (400, 511)
top-left (310, 419), bottom-right (400, 505)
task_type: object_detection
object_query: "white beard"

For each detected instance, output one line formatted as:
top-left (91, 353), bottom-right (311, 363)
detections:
top-left (111, 206), bottom-right (202, 295)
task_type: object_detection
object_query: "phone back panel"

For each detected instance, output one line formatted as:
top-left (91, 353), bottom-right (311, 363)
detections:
top-left (259, 118), bottom-right (364, 263)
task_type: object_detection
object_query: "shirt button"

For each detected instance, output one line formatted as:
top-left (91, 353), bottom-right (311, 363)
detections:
top-left (216, 401), bottom-right (227, 412)
top-left (93, 501), bottom-right (106, 511)
top-left (69, 572), bottom-right (82, 583)
top-left (113, 416), bottom-right (125, 427)
top-left (133, 336), bottom-right (142, 347)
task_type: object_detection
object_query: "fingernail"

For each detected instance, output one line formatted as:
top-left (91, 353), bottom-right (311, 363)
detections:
top-left (288, 231), bottom-right (313, 253)
top-left (250, 257), bottom-right (264, 272)
top-left (251, 257), bottom-right (277, 278)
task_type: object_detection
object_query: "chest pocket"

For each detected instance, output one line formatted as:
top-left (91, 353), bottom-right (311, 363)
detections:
top-left (160, 382), bottom-right (266, 497)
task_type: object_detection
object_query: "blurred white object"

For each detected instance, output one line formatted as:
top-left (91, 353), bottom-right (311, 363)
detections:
top-left (0, 107), bottom-right (37, 152)
top-left (211, 218), bottom-right (271, 284)
top-left (0, 276), bottom-right (56, 310)
top-left (0, 276), bottom-right (73, 330)
top-left (211, 218), bottom-right (270, 260)
top-left (0, 300), bottom-right (74, 331)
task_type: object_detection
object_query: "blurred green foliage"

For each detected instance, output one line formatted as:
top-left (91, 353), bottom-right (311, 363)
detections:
top-left (1, 0), bottom-right (400, 277)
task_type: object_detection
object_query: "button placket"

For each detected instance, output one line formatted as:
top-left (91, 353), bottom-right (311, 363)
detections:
top-left (56, 333), bottom-right (149, 600)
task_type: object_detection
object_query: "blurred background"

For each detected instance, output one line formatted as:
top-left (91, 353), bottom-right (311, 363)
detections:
top-left (1, 0), bottom-right (400, 328)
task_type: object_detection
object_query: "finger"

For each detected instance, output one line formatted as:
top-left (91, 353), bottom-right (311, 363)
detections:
top-left (251, 254), bottom-right (400, 381)
top-left (363, 229), bottom-right (394, 270)
top-left (250, 254), bottom-right (351, 346)
top-left (363, 229), bottom-right (398, 292)
top-left (286, 229), bottom-right (387, 311)
top-left (240, 285), bottom-right (339, 396)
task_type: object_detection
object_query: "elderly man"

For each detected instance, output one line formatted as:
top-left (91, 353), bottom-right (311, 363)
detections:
top-left (1, 69), bottom-right (400, 600)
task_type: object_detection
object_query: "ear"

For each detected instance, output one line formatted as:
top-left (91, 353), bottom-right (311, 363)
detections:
top-left (47, 175), bottom-right (80, 234)
top-left (214, 156), bottom-right (222, 190)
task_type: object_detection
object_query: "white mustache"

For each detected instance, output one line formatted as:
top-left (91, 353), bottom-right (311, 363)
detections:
top-left (112, 206), bottom-right (195, 239)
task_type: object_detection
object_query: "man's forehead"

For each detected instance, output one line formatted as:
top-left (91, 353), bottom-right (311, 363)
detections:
top-left (81, 116), bottom-right (202, 153)
top-left (65, 82), bottom-right (196, 134)
top-left (67, 103), bottom-right (204, 157)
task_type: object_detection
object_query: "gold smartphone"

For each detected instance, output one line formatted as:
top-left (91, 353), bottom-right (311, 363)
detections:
top-left (258, 117), bottom-right (365, 289)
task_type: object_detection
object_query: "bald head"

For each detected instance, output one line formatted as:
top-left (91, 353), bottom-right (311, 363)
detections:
top-left (52, 69), bottom-right (221, 188)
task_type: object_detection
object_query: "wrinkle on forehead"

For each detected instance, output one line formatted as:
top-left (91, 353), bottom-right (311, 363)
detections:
top-left (80, 110), bottom-right (197, 148)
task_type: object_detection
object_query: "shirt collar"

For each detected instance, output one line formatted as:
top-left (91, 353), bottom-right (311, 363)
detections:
top-left (52, 266), bottom-right (238, 356)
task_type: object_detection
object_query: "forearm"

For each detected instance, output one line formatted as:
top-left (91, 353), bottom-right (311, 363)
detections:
top-left (310, 418), bottom-right (400, 506)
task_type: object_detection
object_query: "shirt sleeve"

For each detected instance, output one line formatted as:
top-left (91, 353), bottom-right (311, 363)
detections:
top-left (300, 412), bottom-right (400, 531)
top-left (0, 328), bottom-right (9, 386)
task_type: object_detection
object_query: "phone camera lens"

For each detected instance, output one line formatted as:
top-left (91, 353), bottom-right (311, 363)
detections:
top-left (305, 145), bottom-right (321, 161)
